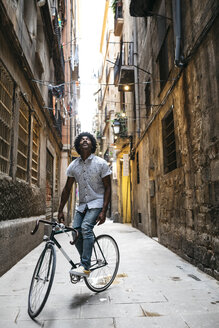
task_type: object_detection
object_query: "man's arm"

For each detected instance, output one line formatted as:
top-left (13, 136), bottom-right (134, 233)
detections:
top-left (58, 176), bottom-right (75, 222)
top-left (97, 175), bottom-right (111, 225)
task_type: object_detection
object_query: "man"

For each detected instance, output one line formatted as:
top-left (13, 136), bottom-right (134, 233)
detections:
top-left (58, 132), bottom-right (111, 277)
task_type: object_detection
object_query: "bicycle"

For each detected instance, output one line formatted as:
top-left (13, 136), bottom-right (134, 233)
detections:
top-left (28, 219), bottom-right (120, 319)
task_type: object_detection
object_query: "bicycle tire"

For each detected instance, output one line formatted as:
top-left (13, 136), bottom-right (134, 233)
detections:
top-left (28, 243), bottom-right (56, 318)
top-left (84, 234), bottom-right (120, 292)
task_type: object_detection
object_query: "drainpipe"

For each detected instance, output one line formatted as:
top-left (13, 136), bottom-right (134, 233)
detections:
top-left (174, 0), bottom-right (184, 67)
top-left (133, 17), bottom-right (140, 138)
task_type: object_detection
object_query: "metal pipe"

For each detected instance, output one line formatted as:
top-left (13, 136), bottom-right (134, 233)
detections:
top-left (133, 17), bottom-right (140, 138)
top-left (174, 0), bottom-right (184, 67)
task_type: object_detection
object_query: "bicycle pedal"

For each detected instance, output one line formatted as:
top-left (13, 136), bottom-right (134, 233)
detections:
top-left (70, 274), bottom-right (81, 284)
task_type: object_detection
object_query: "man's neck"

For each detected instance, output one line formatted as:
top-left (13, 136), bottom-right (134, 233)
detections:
top-left (80, 151), bottom-right (92, 161)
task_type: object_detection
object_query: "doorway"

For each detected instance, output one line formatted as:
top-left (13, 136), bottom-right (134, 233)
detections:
top-left (46, 149), bottom-right (54, 220)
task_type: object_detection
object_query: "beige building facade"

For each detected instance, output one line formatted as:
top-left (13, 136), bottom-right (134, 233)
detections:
top-left (0, 0), bottom-right (80, 275)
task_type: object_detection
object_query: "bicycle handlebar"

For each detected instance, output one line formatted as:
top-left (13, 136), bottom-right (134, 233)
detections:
top-left (31, 219), bottom-right (79, 245)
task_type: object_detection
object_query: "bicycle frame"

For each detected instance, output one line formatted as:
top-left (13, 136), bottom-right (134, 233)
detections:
top-left (33, 219), bottom-right (107, 273)
top-left (45, 226), bottom-right (78, 270)
top-left (90, 239), bottom-right (108, 272)
top-left (49, 228), bottom-right (108, 272)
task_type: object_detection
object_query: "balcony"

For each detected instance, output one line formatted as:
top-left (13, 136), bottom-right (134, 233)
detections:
top-left (114, 42), bottom-right (134, 92)
top-left (114, 1), bottom-right (124, 36)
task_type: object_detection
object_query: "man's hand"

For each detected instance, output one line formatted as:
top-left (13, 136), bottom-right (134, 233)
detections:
top-left (57, 177), bottom-right (75, 224)
top-left (58, 211), bottom-right (65, 223)
top-left (96, 211), bottom-right (106, 226)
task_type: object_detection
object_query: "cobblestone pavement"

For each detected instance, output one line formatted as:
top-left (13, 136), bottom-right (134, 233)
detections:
top-left (0, 220), bottom-right (219, 327)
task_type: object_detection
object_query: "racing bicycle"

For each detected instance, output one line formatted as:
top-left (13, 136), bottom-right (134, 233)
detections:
top-left (28, 219), bottom-right (120, 319)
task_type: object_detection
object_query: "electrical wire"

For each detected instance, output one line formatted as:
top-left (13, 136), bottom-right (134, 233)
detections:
top-left (31, 78), bottom-right (177, 88)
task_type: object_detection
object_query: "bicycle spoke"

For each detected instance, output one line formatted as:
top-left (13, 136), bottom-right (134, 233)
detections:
top-left (28, 244), bottom-right (56, 318)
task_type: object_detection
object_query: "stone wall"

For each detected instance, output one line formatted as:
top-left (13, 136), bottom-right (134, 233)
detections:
top-left (157, 27), bottom-right (219, 278)
top-left (130, 1), bottom-right (219, 279)
top-left (0, 176), bottom-right (45, 221)
top-left (0, 215), bottom-right (45, 276)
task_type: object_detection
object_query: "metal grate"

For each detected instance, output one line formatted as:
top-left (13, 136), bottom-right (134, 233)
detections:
top-left (162, 109), bottom-right (177, 173)
top-left (32, 117), bottom-right (39, 185)
top-left (0, 63), bottom-right (13, 174)
top-left (16, 96), bottom-right (29, 180)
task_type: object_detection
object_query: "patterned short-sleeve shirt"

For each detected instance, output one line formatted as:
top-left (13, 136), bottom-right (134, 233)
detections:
top-left (66, 154), bottom-right (111, 212)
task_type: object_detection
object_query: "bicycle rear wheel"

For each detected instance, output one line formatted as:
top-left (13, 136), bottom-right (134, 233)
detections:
top-left (28, 243), bottom-right (56, 318)
top-left (84, 234), bottom-right (120, 292)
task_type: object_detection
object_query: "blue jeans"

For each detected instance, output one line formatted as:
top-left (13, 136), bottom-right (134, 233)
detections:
top-left (72, 208), bottom-right (102, 270)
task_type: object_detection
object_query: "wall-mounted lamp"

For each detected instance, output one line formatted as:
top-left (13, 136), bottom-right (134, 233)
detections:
top-left (123, 85), bottom-right (131, 91)
top-left (119, 84), bottom-right (134, 92)
top-left (112, 119), bottom-right (121, 134)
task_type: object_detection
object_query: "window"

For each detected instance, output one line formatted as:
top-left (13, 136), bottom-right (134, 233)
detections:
top-left (158, 35), bottom-right (169, 90)
top-left (145, 78), bottom-right (151, 117)
top-left (32, 117), bottom-right (40, 185)
top-left (16, 96), bottom-right (29, 181)
top-left (55, 155), bottom-right (60, 195)
top-left (121, 92), bottom-right (125, 112)
top-left (46, 149), bottom-right (54, 219)
top-left (157, 0), bottom-right (171, 91)
top-left (0, 62), bottom-right (13, 174)
top-left (162, 108), bottom-right (177, 173)
top-left (104, 105), bottom-right (108, 122)
top-left (23, 0), bottom-right (36, 38)
top-left (136, 151), bottom-right (140, 184)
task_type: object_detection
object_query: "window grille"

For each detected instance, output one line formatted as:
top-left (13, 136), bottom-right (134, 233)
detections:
top-left (162, 109), bottom-right (177, 173)
top-left (32, 117), bottom-right (40, 185)
top-left (16, 96), bottom-right (29, 180)
top-left (0, 63), bottom-right (13, 174)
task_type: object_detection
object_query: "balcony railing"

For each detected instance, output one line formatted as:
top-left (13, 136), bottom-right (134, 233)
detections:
top-left (114, 42), bottom-right (134, 91)
top-left (114, 54), bottom-right (121, 86)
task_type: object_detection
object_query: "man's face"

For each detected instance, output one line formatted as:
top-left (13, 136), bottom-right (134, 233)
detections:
top-left (79, 136), bottom-right (92, 152)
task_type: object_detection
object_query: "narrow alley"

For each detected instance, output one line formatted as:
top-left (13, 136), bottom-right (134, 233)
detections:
top-left (0, 1), bottom-right (218, 327)
top-left (0, 220), bottom-right (218, 328)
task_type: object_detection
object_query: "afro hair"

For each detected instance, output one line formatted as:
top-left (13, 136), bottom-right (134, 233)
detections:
top-left (74, 132), bottom-right (97, 155)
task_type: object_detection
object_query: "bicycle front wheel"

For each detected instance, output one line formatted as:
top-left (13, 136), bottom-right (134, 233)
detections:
top-left (28, 243), bottom-right (56, 318)
top-left (84, 234), bottom-right (120, 292)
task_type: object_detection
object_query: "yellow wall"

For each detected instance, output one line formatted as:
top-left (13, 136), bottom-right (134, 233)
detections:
top-left (117, 146), bottom-right (131, 223)
top-left (121, 174), bottom-right (131, 223)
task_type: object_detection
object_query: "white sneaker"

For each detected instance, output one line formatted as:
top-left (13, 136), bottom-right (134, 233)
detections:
top-left (69, 266), bottom-right (90, 277)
